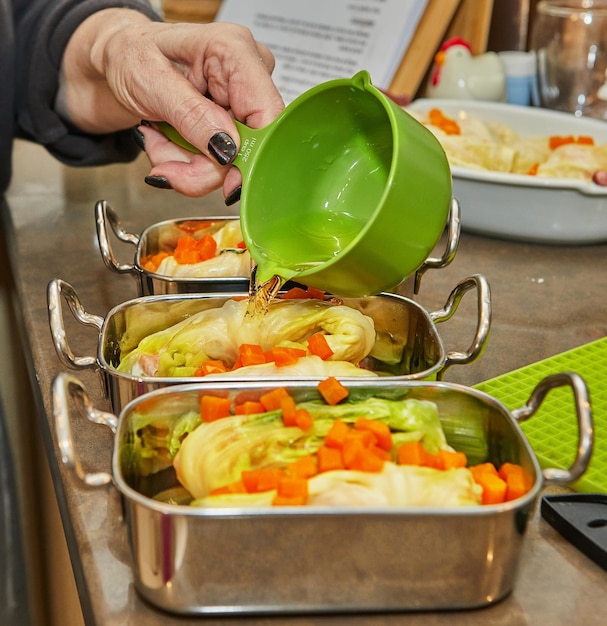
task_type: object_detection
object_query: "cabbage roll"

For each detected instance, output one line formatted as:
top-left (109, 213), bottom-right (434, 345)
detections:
top-left (117, 298), bottom-right (376, 378)
top-left (153, 220), bottom-right (251, 278)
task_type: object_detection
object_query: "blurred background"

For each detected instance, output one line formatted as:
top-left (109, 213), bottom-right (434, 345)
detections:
top-left (160, 0), bottom-right (544, 100)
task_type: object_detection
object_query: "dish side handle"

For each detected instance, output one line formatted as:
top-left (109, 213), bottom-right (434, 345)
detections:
top-left (95, 199), bottom-right (141, 275)
top-left (512, 372), bottom-right (594, 485)
top-left (52, 372), bottom-right (117, 488)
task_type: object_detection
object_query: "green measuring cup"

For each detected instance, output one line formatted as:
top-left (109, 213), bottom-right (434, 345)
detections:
top-left (159, 71), bottom-right (452, 297)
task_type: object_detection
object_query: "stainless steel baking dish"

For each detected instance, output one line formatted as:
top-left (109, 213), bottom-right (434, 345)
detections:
top-left (52, 372), bottom-right (593, 615)
top-left (48, 274), bottom-right (491, 411)
top-left (95, 197), bottom-right (461, 297)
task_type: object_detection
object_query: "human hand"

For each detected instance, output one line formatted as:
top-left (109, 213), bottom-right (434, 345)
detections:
top-left (57, 10), bottom-right (285, 199)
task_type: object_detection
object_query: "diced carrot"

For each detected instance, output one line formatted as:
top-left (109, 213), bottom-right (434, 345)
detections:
top-left (295, 407), bottom-right (314, 431)
top-left (369, 444), bottom-right (392, 461)
top-left (498, 462), bottom-right (524, 482)
top-left (317, 445), bottom-right (344, 472)
top-left (259, 387), bottom-right (291, 412)
top-left (469, 462), bottom-right (500, 480)
top-left (307, 333), bottom-right (334, 360)
top-left (175, 235), bottom-right (197, 251)
top-left (200, 394), bottom-right (231, 422)
top-left (437, 449), bottom-right (468, 470)
top-left (141, 252), bottom-right (170, 272)
top-left (344, 429), bottom-right (376, 449)
top-left (194, 233), bottom-right (218, 261)
top-left (422, 449), bottom-right (463, 470)
top-left (342, 436), bottom-right (366, 469)
top-left (428, 108), bottom-right (461, 135)
top-left (527, 162), bottom-right (539, 176)
top-left (549, 134), bottom-right (575, 150)
top-left (194, 359), bottom-right (228, 376)
top-left (498, 462), bottom-right (534, 501)
top-left (174, 248), bottom-right (200, 264)
top-left (473, 471), bottom-right (507, 505)
top-left (237, 240), bottom-right (247, 249)
top-left (263, 350), bottom-right (274, 363)
top-left (210, 480), bottom-right (247, 495)
top-left (317, 376), bottom-right (349, 405)
top-left (241, 468), bottom-right (285, 493)
top-left (503, 471), bottom-right (529, 502)
top-left (238, 343), bottom-right (266, 367)
top-left (355, 417), bottom-right (393, 451)
top-left (578, 135), bottom-right (595, 145)
top-left (357, 446), bottom-right (386, 472)
top-left (280, 395), bottom-right (298, 426)
top-left (305, 286), bottom-right (326, 300)
top-left (288, 455), bottom-right (318, 479)
top-left (396, 441), bottom-right (427, 466)
top-left (230, 356), bottom-right (243, 370)
top-left (274, 476), bottom-right (309, 504)
top-left (279, 287), bottom-right (309, 299)
top-left (423, 451), bottom-right (443, 469)
top-left (324, 419), bottom-right (350, 449)
top-left (234, 400), bottom-right (265, 415)
top-left (347, 446), bottom-right (385, 472)
top-left (174, 235), bottom-right (199, 264)
top-left (269, 346), bottom-right (307, 367)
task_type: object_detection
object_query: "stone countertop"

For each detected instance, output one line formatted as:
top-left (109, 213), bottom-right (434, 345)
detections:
top-left (4, 139), bottom-right (607, 625)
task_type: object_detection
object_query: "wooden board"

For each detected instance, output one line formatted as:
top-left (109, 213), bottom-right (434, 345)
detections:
top-left (162, 0), bottom-right (221, 22)
top-left (389, 0), bottom-right (494, 99)
top-left (388, 0), bottom-right (462, 100)
top-left (447, 0), bottom-right (494, 53)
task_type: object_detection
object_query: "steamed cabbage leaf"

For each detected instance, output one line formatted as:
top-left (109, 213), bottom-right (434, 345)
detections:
top-left (155, 248), bottom-right (250, 278)
top-left (537, 143), bottom-right (607, 180)
top-left (117, 298), bottom-right (376, 378)
top-left (198, 355), bottom-right (375, 378)
top-left (173, 396), bottom-right (451, 501)
top-left (120, 398), bottom-right (201, 477)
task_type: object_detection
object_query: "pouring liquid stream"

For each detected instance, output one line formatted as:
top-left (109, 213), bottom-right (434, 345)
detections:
top-left (246, 210), bottom-right (366, 315)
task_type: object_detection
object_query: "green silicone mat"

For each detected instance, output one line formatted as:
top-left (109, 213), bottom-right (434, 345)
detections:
top-left (474, 337), bottom-right (607, 494)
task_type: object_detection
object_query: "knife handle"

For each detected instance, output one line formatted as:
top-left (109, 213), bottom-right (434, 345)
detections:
top-left (541, 494), bottom-right (607, 571)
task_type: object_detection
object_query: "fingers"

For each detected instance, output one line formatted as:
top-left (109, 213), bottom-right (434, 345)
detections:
top-left (147, 156), bottom-right (226, 198)
top-left (119, 22), bottom-right (285, 197)
top-left (141, 124), bottom-right (244, 200)
top-left (152, 23), bottom-right (285, 137)
top-left (139, 124), bottom-right (227, 197)
top-left (257, 42), bottom-right (276, 74)
top-left (223, 168), bottom-right (243, 205)
top-left (204, 25), bottom-right (285, 128)
top-left (138, 123), bottom-right (192, 164)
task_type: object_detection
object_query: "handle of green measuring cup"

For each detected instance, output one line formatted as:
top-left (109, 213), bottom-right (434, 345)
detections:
top-left (154, 120), bottom-right (263, 179)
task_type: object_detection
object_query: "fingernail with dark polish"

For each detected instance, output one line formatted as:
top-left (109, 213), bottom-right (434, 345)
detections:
top-left (144, 175), bottom-right (172, 189)
top-left (225, 185), bottom-right (242, 206)
top-left (132, 127), bottom-right (146, 151)
top-left (208, 132), bottom-right (237, 165)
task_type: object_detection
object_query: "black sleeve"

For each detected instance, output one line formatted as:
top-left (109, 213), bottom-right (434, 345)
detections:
top-left (13, 0), bottom-right (161, 166)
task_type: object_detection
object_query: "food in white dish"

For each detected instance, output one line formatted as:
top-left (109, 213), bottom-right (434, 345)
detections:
top-left (408, 106), bottom-right (607, 182)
